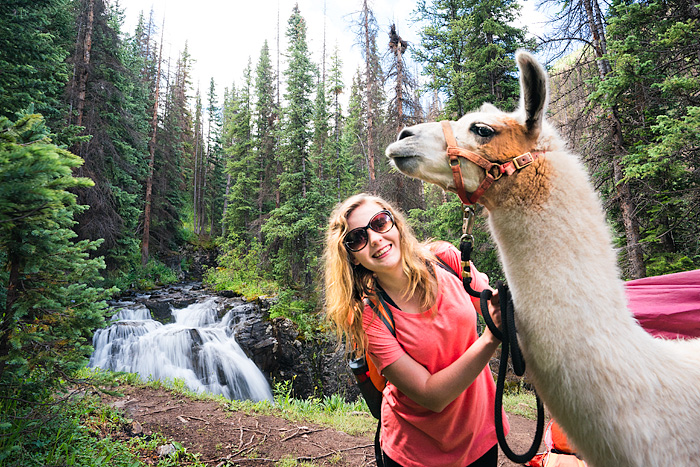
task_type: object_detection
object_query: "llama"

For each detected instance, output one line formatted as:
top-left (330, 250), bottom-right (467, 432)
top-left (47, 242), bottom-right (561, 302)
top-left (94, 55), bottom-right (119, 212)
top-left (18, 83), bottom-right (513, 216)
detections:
top-left (385, 50), bottom-right (700, 467)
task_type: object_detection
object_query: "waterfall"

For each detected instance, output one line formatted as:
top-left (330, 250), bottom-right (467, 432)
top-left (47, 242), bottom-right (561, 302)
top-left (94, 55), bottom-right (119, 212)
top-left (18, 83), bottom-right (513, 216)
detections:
top-left (90, 296), bottom-right (273, 402)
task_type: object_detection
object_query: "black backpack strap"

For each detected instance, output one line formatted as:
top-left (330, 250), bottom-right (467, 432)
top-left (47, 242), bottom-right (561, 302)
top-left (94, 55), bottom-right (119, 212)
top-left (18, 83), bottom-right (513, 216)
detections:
top-left (363, 296), bottom-right (392, 467)
top-left (434, 255), bottom-right (460, 279)
top-left (364, 295), bottom-right (395, 337)
top-left (374, 419), bottom-right (384, 467)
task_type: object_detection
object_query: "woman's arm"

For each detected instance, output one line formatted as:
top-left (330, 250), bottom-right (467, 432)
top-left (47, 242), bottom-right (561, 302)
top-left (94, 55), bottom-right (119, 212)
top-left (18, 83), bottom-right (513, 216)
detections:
top-left (382, 326), bottom-right (500, 413)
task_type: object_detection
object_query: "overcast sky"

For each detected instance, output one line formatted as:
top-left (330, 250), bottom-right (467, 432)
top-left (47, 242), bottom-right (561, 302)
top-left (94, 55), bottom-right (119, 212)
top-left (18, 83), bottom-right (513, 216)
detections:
top-left (112, 0), bottom-right (548, 104)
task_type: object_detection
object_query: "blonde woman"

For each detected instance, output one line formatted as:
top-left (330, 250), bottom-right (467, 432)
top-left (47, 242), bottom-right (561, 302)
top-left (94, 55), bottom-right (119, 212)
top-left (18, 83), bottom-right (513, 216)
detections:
top-left (323, 193), bottom-right (508, 467)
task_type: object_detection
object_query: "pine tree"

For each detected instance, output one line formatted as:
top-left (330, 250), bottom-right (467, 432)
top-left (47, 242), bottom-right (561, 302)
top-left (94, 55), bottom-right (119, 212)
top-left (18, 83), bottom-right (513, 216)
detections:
top-left (413, 0), bottom-right (531, 116)
top-left (67, 0), bottom-right (150, 268)
top-left (0, 0), bottom-right (73, 128)
top-left (192, 91), bottom-right (206, 235)
top-left (311, 61), bottom-right (331, 193)
top-left (204, 78), bottom-right (226, 236)
top-left (385, 23), bottom-right (424, 211)
top-left (0, 113), bottom-right (112, 388)
top-left (327, 45), bottom-right (348, 202)
top-left (222, 64), bottom-right (257, 242)
top-left (387, 24), bottom-right (420, 132)
top-left (148, 45), bottom-right (192, 257)
top-left (253, 41), bottom-right (279, 227)
top-left (540, 0), bottom-right (646, 278)
top-left (354, 0), bottom-right (385, 183)
top-left (263, 5), bottom-right (321, 287)
top-left (141, 21), bottom-right (164, 266)
top-left (590, 0), bottom-right (700, 275)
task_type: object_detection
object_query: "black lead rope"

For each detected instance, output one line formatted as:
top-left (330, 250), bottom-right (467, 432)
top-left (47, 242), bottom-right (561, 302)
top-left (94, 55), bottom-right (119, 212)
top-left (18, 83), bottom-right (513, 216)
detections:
top-left (481, 282), bottom-right (545, 464)
top-left (459, 208), bottom-right (545, 464)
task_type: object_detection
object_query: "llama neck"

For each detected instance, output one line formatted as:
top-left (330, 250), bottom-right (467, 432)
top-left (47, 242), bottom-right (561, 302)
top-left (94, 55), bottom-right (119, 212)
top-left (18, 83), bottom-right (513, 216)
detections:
top-left (486, 151), bottom-right (649, 393)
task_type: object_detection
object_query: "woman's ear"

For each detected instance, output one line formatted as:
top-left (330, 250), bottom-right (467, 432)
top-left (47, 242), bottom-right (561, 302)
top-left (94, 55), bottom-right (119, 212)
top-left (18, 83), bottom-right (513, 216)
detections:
top-left (351, 255), bottom-right (360, 266)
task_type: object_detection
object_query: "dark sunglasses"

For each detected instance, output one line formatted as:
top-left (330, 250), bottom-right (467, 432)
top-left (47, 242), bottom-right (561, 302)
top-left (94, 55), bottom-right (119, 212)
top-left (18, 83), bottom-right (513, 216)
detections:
top-left (344, 210), bottom-right (395, 252)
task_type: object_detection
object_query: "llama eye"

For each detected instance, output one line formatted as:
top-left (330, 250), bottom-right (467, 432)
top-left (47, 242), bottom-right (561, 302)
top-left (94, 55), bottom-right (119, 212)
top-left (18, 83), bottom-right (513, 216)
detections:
top-left (470, 124), bottom-right (495, 138)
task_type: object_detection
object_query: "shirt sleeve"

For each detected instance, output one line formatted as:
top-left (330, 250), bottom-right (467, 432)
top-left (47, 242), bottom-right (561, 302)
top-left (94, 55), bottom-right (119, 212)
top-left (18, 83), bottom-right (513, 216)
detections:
top-left (362, 302), bottom-right (406, 373)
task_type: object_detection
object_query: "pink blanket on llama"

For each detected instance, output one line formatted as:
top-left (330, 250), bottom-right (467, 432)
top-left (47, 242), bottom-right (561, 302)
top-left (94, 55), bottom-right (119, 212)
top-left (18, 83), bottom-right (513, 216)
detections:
top-left (626, 269), bottom-right (700, 339)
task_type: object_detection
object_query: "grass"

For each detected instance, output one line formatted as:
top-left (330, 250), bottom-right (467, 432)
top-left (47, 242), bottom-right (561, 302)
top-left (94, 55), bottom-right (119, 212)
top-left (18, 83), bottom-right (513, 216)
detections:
top-left (502, 391), bottom-right (540, 420)
top-left (0, 385), bottom-right (141, 467)
top-left (2, 368), bottom-right (540, 467)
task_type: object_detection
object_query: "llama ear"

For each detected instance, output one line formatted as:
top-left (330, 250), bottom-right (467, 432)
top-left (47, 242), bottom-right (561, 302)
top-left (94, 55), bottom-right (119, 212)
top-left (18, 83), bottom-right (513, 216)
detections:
top-left (516, 50), bottom-right (548, 136)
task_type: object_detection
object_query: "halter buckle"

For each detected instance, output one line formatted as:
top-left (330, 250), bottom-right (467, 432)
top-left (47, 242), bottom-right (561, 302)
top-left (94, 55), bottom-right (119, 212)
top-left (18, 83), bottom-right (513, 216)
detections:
top-left (513, 152), bottom-right (535, 170)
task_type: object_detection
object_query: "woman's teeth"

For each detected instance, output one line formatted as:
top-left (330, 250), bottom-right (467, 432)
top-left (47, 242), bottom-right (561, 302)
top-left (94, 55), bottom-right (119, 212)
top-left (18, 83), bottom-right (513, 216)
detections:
top-left (373, 245), bottom-right (391, 258)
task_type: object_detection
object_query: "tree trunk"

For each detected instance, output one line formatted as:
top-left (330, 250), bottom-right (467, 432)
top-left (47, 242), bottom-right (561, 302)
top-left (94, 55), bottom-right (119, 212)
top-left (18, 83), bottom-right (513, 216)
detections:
top-left (362, 0), bottom-right (376, 181)
top-left (584, 0), bottom-right (646, 278)
top-left (193, 131), bottom-right (200, 235)
top-left (395, 45), bottom-right (404, 133)
top-left (75, 0), bottom-right (94, 128)
top-left (141, 26), bottom-right (164, 267)
top-left (222, 173), bottom-right (231, 236)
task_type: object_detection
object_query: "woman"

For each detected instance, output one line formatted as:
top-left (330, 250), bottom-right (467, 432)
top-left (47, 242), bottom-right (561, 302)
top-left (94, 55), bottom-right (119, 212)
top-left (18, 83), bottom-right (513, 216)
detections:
top-left (323, 193), bottom-right (508, 467)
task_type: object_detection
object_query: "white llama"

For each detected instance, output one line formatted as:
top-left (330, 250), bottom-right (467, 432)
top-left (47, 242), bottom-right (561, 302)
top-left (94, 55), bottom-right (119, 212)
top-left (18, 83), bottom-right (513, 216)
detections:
top-left (385, 50), bottom-right (700, 467)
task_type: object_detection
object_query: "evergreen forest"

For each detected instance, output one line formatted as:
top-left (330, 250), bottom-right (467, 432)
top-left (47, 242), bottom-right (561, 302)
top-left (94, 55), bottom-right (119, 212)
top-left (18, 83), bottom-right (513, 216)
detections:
top-left (1, 0), bottom-right (698, 463)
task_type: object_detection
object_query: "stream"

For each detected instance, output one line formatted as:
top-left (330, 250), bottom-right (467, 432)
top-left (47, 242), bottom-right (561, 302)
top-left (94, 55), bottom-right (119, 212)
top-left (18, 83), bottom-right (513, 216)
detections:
top-left (89, 284), bottom-right (273, 402)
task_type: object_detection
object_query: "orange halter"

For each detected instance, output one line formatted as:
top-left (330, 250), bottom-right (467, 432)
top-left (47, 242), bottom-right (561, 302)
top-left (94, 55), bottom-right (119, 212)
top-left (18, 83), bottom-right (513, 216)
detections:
top-left (440, 120), bottom-right (544, 205)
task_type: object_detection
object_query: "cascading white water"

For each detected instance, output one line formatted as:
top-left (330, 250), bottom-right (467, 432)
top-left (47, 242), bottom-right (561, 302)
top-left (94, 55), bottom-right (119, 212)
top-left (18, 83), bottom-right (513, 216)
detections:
top-left (90, 297), bottom-right (273, 402)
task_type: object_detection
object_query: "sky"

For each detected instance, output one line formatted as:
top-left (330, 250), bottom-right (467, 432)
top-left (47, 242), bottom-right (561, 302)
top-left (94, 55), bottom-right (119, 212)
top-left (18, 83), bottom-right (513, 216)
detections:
top-left (112, 0), bottom-right (549, 104)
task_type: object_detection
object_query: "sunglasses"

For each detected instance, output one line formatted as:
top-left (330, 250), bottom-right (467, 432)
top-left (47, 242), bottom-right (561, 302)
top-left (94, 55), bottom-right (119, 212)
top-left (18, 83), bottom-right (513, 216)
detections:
top-left (344, 210), bottom-right (395, 252)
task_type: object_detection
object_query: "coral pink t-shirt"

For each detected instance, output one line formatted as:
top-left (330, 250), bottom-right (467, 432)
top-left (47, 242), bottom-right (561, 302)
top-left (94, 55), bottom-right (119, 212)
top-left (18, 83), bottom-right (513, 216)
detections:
top-left (362, 242), bottom-right (508, 467)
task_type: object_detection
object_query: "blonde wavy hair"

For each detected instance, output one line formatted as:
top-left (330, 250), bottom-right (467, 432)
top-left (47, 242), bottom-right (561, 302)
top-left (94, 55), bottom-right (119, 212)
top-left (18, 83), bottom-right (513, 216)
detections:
top-left (322, 193), bottom-right (438, 356)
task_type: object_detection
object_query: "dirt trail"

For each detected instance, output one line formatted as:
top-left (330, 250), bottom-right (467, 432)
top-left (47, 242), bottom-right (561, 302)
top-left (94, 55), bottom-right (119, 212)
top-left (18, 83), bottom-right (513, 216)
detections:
top-left (100, 385), bottom-right (542, 466)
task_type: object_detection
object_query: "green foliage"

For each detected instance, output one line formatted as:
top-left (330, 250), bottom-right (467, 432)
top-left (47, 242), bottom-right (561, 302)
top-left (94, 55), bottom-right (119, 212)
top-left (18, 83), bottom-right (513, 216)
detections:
top-left (271, 377), bottom-right (374, 435)
top-left (588, 0), bottom-right (700, 274)
top-left (204, 235), bottom-right (277, 300)
top-left (261, 5), bottom-right (336, 291)
top-left (68, 0), bottom-right (151, 268)
top-left (222, 65), bottom-right (259, 241)
top-left (0, 113), bottom-right (114, 389)
top-left (413, 0), bottom-right (533, 116)
top-left (127, 433), bottom-right (205, 467)
top-left (0, 0), bottom-right (73, 124)
top-left (102, 256), bottom-right (180, 293)
top-left (502, 391), bottom-right (538, 420)
top-left (407, 188), bottom-right (505, 282)
top-left (268, 289), bottom-right (322, 337)
top-left (0, 388), bottom-right (140, 467)
top-left (645, 253), bottom-right (696, 278)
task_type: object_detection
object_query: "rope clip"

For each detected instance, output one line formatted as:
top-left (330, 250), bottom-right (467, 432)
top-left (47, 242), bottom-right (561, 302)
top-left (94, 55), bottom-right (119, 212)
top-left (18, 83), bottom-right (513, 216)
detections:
top-left (461, 205), bottom-right (475, 244)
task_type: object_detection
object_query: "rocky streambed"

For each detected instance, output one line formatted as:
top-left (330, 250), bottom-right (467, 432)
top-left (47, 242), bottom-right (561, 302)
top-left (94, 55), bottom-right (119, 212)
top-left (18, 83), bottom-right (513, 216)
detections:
top-left (90, 283), bottom-right (358, 402)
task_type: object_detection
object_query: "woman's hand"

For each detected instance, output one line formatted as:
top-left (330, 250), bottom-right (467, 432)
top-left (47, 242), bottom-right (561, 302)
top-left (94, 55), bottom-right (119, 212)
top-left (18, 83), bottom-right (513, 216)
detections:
top-left (479, 288), bottom-right (503, 345)
top-left (487, 288), bottom-right (502, 331)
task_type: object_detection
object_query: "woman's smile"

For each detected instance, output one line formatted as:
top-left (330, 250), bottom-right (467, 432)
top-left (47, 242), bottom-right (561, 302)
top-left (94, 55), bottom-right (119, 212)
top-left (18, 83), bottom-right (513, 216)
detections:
top-left (373, 244), bottom-right (392, 258)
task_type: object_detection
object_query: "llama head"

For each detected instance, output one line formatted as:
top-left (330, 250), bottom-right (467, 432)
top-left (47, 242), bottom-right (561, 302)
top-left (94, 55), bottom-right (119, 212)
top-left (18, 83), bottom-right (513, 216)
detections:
top-left (386, 50), bottom-right (556, 207)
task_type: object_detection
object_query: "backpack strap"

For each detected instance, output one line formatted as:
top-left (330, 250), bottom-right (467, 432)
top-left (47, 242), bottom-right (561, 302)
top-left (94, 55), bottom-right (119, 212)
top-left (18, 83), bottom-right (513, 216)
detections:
top-left (375, 419), bottom-right (385, 467)
top-left (364, 294), bottom-right (395, 337)
top-left (434, 255), bottom-right (460, 279)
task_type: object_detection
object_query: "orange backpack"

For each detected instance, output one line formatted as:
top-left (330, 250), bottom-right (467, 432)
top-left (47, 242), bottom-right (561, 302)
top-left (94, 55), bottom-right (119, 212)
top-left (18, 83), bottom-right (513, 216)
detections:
top-left (526, 421), bottom-right (588, 467)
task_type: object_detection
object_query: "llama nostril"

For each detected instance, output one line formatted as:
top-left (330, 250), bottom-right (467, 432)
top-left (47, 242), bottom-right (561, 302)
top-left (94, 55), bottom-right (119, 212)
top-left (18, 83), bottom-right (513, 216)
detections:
top-left (397, 129), bottom-right (413, 141)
